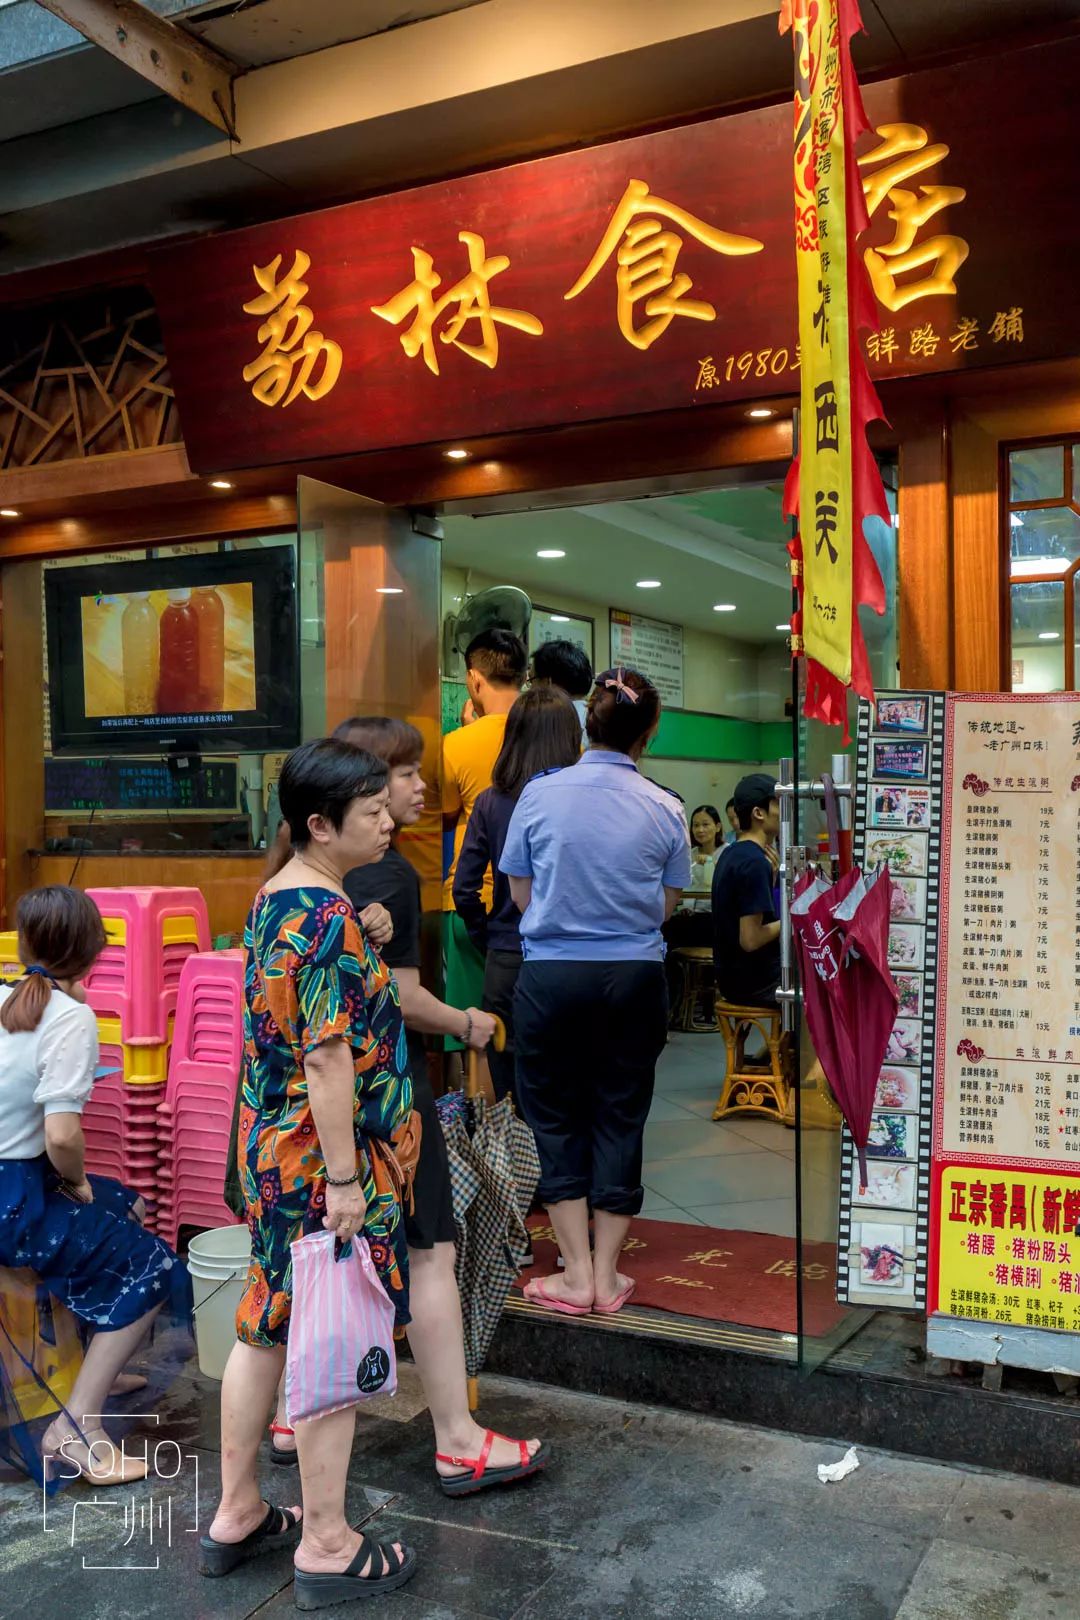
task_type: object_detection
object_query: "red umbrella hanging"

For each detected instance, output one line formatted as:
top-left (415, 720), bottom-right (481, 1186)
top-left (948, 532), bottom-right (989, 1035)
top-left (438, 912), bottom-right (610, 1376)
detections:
top-left (790, 862), bottom-right (898, 1186)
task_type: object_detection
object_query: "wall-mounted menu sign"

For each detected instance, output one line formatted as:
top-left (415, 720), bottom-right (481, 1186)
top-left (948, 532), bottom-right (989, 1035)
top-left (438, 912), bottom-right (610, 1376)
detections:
top-left (930, 693), bottom-right (1080, 1332)
top-left (609, 611), bottom-right (683, 709)
top-left (45, 757), bottom-right (239, 814)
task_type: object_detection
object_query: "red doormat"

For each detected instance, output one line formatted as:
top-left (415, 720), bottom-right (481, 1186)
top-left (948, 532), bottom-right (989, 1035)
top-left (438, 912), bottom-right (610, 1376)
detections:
top-left (515, 1216), bottom-right (846, 1337)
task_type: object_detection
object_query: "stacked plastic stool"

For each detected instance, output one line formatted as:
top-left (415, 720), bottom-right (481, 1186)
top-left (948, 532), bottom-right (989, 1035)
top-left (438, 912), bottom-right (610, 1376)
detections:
top-left (79, 887), bottom-right (210, 1227)
top-left (156, 949), bottom-right (245, 1247)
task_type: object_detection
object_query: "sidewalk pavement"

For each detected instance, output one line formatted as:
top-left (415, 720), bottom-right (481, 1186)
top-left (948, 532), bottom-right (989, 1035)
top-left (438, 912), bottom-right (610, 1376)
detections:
top-left (1, 1365), bottom-right (1078, 1619)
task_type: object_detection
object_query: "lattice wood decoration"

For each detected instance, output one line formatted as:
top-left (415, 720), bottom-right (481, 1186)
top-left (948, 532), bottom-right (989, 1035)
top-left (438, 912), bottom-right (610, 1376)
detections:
top-left (0, 289), bottom-right (182, 468)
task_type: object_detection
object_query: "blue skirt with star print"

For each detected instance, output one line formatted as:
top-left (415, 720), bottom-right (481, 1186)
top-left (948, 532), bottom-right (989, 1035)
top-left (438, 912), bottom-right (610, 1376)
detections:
top-left (0, 1155), bottom-right (189, 1330)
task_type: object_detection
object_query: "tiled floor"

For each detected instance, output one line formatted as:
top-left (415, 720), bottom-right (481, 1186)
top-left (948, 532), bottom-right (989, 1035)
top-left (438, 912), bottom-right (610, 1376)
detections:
top-left (640, 1031), bottom-right (843, 1240)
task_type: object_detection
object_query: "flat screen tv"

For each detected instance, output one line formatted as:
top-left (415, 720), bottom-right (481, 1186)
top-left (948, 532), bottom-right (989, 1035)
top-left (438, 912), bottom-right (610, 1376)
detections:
top-left (45, 546), bottom-right (301, 757)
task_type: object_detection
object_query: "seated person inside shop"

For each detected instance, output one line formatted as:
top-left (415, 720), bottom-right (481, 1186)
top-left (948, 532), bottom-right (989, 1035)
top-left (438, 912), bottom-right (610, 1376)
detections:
top-left (711, 772), bottom-right (781, 1008)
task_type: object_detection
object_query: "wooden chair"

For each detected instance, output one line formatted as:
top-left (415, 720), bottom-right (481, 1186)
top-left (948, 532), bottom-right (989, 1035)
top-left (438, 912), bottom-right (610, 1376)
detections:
top-left (712, 999), bottom-right (793, 1122)
top-left (669, 946), bottom-right (720, 1033)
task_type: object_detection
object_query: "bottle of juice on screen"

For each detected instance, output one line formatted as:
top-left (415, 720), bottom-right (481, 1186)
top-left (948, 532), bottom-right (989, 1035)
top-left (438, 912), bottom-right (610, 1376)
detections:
top-left (121, 591), bottom-right (159, 715)
top-left (192, 585), bottom-right (226, 710)
top-left (156, 587), bottom-right (199, 714)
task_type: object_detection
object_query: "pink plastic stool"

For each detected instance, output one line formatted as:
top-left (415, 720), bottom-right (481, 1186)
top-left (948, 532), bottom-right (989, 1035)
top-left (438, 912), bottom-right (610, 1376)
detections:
top-left (84, 888), bottom-right (211, 1044)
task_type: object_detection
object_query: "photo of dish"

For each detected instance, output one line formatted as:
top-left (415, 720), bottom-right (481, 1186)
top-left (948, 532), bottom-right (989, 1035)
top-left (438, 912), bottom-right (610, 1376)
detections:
top-left (893, 972), bottom-right (922, 1019)
top-left (889, 876), bottom-right (927, 923)
top-left (866, 833), bottom-right (928, 877)
top-left (852, 1161), bottom-right (917, 1211)
top-left (874, 1066), bottom-right (919, 1111)
top-left (884, 1018), bottom-right (921, 1066)
top-left (859, 1221), bottom-right (907, 1287)
top-left (887, 924), bottom-right (924, 970)
top-left (866, 1112), bottom-right (914, 1160)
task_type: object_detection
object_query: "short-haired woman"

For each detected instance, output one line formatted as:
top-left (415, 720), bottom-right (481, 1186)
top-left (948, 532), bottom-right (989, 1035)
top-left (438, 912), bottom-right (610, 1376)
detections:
top-left (333, 716), bottom-right (548, 1497)
top-left (500, 668), bottom-right (691, 1316)
top-left (454, 685), bottom-right (583, 1103)
top-left (0, 885), bottom-right (190, 1486)
top-left (201, 739), bottom-right (418, 1604)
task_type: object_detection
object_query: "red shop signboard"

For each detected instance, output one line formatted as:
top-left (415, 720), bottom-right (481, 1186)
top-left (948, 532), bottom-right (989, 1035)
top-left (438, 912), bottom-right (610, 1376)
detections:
top-left (151, 36), bottom-right (1078, 474)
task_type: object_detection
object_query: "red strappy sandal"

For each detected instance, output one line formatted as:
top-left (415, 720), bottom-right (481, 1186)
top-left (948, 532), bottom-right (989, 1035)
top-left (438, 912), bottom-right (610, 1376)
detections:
top-left (268, 1421), bottom-right (298, 1467)
top-left (436, 1429), bottom-right (550, 1497)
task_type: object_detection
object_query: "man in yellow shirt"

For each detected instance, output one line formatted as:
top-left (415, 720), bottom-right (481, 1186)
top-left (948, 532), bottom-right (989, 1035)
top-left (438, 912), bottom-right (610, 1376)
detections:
top-left (443, 628), bottom-right (527, 1041)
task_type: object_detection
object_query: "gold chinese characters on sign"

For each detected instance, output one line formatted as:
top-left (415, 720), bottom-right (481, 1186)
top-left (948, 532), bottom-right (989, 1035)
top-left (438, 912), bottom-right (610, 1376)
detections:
top-left (565, 178), bottom-right (764, 351)
top-left (372, 231), bottom-right (543, 376)
top-left (242, 251), bottom-right (343, 408)
top-left (858, 123), bottom-right (969, 311)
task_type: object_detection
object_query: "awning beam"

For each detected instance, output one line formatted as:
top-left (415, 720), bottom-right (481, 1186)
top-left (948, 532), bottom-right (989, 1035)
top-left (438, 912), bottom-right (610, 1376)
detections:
top-left (34, 0), bottom-right (240, 140)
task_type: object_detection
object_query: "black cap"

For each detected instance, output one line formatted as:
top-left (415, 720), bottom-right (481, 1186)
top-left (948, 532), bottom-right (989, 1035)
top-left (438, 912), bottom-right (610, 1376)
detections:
top-left (733, 772), bottom-right (779, 821)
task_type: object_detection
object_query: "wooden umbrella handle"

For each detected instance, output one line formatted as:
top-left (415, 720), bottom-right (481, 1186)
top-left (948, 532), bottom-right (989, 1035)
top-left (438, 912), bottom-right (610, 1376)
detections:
top-left (464, 1015), bottom-right (507, 1097)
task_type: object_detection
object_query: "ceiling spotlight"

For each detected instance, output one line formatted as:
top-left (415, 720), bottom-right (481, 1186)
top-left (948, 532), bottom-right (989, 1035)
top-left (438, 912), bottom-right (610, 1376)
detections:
top-left (748, 408), bottom-right (774, 419)
top-left (0, 508), bottom-right (19, 518)
top-left (713, 603), bottom-right (736, 613)
top-left (537, 549), bottom-right (565, 559)
top-left (1038, 631), bottom-right (1060, 640)
top-left (776, 622), bottom-right (790, 631)
top-left (376, 586), bottom-right (404, 595)
top-left (209, 479), bottom-right (233, 490)
top-left (444, 448), bottom-right (469, 461)
top-left (636, 579), bottom-right (661, 589)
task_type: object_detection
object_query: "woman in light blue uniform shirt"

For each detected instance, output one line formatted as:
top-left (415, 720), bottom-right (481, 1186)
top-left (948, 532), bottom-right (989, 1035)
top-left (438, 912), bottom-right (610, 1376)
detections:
top-left (499, 666), bottom-right (691, 1317)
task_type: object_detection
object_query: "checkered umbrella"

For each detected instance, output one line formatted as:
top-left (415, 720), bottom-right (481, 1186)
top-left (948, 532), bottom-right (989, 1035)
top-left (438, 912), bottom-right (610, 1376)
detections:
top-left (436, 1034), bottom-right (540, 1394)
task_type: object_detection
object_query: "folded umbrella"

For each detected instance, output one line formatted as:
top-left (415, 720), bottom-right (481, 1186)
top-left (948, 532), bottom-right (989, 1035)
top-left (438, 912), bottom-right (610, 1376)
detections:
top-left (790, 863), bottom-right (898, 1186)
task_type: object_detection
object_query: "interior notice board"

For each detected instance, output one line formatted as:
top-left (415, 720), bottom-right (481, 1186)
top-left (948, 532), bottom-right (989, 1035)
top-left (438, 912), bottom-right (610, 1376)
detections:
top-left (930, 693), bottom-right (1080, 1335)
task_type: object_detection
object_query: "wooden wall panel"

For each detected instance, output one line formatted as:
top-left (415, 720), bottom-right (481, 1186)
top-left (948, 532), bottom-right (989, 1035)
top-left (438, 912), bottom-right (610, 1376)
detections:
top-left (896, 403), bottom-right (953, 691)
top-left (29, 855), bottom-right (262, 940)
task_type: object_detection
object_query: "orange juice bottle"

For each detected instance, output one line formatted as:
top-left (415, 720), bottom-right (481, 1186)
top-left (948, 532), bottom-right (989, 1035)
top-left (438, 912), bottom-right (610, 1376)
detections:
top-left (121, 591), bottom-right (159, 715)
top-left (156, 588), bottom-right (199, 714)
top-left (192, 585), bottom-right (226, 710)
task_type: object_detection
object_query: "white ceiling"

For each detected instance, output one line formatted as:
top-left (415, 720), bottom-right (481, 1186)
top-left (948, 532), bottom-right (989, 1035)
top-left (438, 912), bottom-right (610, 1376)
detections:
top-left (442, 484), bottom-right (794, 645)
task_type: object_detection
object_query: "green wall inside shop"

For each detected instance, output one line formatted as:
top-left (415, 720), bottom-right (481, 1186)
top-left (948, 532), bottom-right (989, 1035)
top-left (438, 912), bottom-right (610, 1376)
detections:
top-left (440, 681), bottom-right (788, 763)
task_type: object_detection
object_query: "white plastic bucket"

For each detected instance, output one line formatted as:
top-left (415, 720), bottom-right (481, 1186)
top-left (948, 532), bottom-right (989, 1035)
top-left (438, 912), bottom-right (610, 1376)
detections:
top-left (187, 1224), bottom-right (251, 1381)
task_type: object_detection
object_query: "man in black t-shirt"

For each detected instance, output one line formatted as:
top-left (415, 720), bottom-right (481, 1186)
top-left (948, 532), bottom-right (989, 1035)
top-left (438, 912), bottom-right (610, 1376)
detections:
top-left (711, 772), bottom-right (782, 1007)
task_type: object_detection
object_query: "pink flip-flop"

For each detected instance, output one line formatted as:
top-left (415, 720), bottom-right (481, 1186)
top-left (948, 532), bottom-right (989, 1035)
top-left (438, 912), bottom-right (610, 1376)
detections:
top-left (593, 1280), bottom-right (636, 1315)
top-left (524, 1277), bottom-right (593, 1316)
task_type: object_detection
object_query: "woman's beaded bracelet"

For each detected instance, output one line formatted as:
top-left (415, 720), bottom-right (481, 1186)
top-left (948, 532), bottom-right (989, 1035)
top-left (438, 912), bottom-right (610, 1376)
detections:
top-left (325, 1168), bottom-right (361, 1188)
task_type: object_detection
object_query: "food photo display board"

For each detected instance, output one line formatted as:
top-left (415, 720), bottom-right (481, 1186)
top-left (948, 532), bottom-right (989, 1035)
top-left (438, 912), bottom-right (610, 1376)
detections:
top-left (837, 691), bottom-right (946, 1309)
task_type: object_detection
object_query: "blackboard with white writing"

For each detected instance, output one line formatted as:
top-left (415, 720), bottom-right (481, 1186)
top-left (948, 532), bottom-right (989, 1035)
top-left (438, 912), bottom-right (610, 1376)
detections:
top-left (45, 758), bottom-right (239, 813)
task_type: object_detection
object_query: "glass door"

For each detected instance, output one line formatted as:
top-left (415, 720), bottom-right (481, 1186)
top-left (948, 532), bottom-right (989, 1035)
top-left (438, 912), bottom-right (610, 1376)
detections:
top-left (793, 482), bottom-right (899, 1370)
top-left (296, 476), bottom-right (443, 912)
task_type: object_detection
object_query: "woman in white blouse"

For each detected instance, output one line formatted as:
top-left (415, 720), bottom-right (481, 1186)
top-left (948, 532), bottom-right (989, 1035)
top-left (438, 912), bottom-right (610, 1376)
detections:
top-left (0, 886), bottom-right (189, 1486)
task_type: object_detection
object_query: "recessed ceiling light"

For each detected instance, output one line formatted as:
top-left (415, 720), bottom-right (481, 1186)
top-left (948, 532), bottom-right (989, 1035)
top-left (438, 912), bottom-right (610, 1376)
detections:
top-left (444, 448), bottom-right (469, 461)
top-left (537, 549), bottom-right (565, 559)
top-left (0, 508), bottom-right (20, 518)
top-left (636, 579), bottom-right (661, 589)
top-left (1038, 631), bottom-right (1060, 640)
top-left (713, 603), bottom-right (736, 613)
top-left (209, 479), bottom-right (233, 490)
top-left (376, 586), bottom-right (404, 595)
top-left (748, 408), bottom-right (774, 419)
top-left (549, 614), bottom-right (570, 622)
top-left (776, 622), bottom-right (790, 631)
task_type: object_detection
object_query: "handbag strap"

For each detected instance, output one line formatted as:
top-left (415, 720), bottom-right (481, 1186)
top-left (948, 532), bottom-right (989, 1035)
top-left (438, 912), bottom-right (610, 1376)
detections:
top-left (821, 772), bottom-right (841, 869)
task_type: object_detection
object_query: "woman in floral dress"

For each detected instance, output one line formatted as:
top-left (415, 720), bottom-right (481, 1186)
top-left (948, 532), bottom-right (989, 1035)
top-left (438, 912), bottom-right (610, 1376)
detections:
top-left (200, 739), bottom-right (418, 1606)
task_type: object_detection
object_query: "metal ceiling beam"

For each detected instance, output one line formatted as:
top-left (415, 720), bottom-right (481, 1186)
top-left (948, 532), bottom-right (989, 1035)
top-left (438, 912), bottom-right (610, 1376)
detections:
top-left (33, 0), bottom-right (240, 140)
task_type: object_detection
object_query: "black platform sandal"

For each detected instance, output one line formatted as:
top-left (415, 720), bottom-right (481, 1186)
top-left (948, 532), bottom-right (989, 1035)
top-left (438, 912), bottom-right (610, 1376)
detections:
top-left (199, 1501), bottom-right (302, 1576)
top-left (292, 1533), bottom-right (418, 1611)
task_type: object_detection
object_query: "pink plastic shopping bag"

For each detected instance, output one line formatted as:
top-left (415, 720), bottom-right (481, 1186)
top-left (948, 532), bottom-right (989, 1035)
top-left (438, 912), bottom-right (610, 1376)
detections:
top-left (285, 1232), bottom-right (397, 1424)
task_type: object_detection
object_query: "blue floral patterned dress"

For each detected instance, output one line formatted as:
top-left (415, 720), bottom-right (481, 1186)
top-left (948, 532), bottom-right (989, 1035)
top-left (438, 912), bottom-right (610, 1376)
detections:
top-left (235, 886), bottom-right (413, 1347)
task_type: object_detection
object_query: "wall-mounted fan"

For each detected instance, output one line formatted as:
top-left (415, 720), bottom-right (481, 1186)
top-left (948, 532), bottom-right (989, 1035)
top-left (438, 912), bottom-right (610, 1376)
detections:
top-left (442, 584), bottom-right (532, 678)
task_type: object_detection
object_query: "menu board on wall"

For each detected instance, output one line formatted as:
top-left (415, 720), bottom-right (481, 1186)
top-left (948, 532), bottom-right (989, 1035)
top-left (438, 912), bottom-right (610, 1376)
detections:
top-left (837, 691), bottom-right (945, 1311)
top-left (609, 611), bottom-right (683, 708)
top-left (531, 607), bottom-right (595, 666)
top-left (930, 693), bottom-right (1080, 1333)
